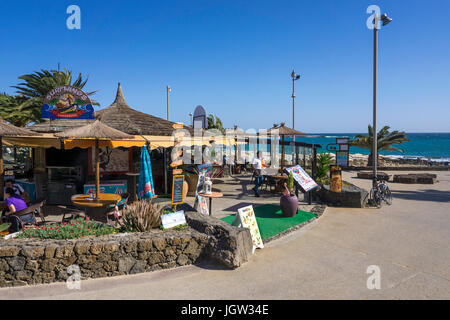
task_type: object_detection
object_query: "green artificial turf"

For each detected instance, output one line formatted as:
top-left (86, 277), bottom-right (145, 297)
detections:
top-left (221, 204), bottom-right (317, 241)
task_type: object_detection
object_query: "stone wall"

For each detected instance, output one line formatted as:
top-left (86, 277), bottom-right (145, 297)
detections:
top-left (0, 228), bottom-right (209, 287)
top-left (0, 212), bottom-right (255, 287)
top-left (185, 212), bottom-right (253, 269)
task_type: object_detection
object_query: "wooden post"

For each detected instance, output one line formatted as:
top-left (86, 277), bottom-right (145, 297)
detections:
top-left (163, 148), bottom-right (168, 195)
top-left (95, 140), bottom-right (100, 199)
top-left (303, 147), bottom-right (306, 167)
top-left (0, 137), bottom-right (3, 200)
top-left (281, 135), bottom-right (285, 168)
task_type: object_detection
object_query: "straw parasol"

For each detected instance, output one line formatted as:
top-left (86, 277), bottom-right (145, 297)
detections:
top-left (264, 122), bottom-right (306, 167)
top-left (0, 118), bottom-right (40, 199)
top-left (96, 83), bottom-right (194, 136)
top-left (56, 120), bottom-right (133, 199)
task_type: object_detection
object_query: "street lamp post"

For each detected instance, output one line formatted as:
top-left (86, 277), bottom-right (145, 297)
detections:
top-left (291, 70), bottom-right (301, 130)
top-left (166, 85), bottom-right (171, 121)
top-left (372, 13), bottom-right (392, 188)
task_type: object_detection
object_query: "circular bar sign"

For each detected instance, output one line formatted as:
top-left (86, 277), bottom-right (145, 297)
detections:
top-left (42, 86), bottom-right (94, 119)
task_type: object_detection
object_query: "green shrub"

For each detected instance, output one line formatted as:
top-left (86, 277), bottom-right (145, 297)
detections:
top-left (16, 217), bottom-right (116, 240)
top-left (286, 173), bottom-right (294, 193)
top-left (316, 153), bottom-right (333, 183)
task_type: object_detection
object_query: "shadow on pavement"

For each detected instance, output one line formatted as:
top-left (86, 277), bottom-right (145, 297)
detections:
top-left (392, 189), bottom-right (450, 203)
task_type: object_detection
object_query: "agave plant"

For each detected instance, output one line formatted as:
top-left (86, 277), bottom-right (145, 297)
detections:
top-left (0, 223), bottom-right (11, 233)
top-left (118, 200), bottom-right (166, 232)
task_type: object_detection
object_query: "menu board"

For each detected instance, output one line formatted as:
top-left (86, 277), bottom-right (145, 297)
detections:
top-left (193, 162), bottom-right (212, 213)
top-left (171, 175), bottom-right (185, 205)
top-left (336, 151), bottom-right (349, 167)
top-left (232, 205), bottom-right (264, 253)
top-left (285, 165), bottom-right (318, 192)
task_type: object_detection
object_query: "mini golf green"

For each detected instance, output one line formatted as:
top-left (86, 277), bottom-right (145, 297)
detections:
top-left (221, 204), bottom-right (317, 241)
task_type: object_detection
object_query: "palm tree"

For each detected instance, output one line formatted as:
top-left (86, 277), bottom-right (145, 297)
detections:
top-left (0, 93), bottom-right (37, 127)
top-left (349, 125), bottom-right (410, 166)
top-left (12, 68), bottom-right (98, 123)
top-left (207, 114), bottom-right (224, 132)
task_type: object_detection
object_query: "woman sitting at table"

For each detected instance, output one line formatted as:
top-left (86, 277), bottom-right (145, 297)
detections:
top-left (2, 187), bottom-right (34, 225)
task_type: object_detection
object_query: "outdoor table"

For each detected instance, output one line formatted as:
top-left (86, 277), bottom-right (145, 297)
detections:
top-left (269, 175), bottom-right (288, 192)
top-left (261, 167), bottom-right (280, 176)
top-left (198, 192), bottom-right (223, 216)
top-left (71, 193), bottom-right (122, 222)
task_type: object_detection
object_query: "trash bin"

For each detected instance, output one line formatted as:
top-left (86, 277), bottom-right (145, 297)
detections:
top-left (330, 165), bottom-right (342, 193)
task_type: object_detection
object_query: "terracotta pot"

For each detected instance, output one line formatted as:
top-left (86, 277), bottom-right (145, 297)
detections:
top-left (280, 194), bottom-right (298, 217)
top-left (184, 173), bottom-right (199, 195)
top-left (182, 180), bottom-right (189, 201)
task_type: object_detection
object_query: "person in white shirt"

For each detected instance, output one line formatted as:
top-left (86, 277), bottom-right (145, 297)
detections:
top-left (251, 151), bottom-right (267, 197)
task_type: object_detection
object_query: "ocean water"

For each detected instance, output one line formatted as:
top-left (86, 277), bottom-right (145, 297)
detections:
top-left (295, 133), bottom-right (450, 161)
top-left (245, 133), bottom-right (450, 162)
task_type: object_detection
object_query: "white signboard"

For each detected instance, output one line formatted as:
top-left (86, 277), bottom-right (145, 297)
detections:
top-left (285, 165), bottom-right (318, 192)
top-left (161, 210), bottom-right (186, 229)
top-left (232, 205), bottom-right (264, 253)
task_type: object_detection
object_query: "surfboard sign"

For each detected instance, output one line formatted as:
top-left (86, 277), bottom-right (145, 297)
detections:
top-left (41, 86), bottom-right (94, 119)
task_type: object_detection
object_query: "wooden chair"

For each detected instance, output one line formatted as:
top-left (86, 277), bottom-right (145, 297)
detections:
top-left (59, 206), bottom-right (85, 223)
top-left (7, 200), bottom-right (46, 232)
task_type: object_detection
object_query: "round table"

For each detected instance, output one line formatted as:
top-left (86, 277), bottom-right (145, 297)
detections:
top-left (198, 192), bottom-right (223, 216)
top-left (269, 175), bottom-right (288, 192)
top-left (71, 194), bottom-right (122, 221)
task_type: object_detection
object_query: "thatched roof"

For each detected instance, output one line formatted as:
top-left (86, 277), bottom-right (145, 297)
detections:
top-left (264, 122), bottom-right (306, 136)
top-left (96, 83), bottom-right (193, 136)
top-left (55, 120), bottom-right (133, 140)
top-left (28, 119), bottom-right (95, 133)
top-left (0, 118), bottom-right (40, 137)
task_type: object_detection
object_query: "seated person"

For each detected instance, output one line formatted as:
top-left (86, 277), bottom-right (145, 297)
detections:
top-left (3, 179), bottom-right (30, 203)
top-left (2, 187), bottom-right (34, 225)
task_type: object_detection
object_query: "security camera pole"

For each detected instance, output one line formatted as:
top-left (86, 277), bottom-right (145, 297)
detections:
top-left (372, 13), bottom-right (392, 188)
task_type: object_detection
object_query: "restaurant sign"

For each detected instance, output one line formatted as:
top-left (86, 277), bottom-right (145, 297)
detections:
top-left (42, 86), bottom-right (94, 119)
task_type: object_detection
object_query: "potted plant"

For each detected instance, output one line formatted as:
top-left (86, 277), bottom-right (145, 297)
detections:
top-left (280, 173), bottom-right (298, 217)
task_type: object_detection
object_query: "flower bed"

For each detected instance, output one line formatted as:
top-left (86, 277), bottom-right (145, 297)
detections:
top-left (16, 217), bottom-right (117, 240)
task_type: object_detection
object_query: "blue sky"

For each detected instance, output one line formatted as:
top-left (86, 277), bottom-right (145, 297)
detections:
top-left (1, 0), bottom-right (449, 133)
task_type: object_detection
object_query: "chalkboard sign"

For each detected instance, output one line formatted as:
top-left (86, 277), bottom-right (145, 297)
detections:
top-left (172, 175), bottom-right (185, 205)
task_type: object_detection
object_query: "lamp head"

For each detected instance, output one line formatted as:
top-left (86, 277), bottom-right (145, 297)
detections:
top-left (381, 13), bottom-right (392, 26)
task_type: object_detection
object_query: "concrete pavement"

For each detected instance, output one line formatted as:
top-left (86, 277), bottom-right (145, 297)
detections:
top-left (1, 171), bottom-right (449, 299)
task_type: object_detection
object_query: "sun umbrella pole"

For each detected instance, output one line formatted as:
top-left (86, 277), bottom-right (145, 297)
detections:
top-left (95, 139), bottom-right (100, 199)
top-left (281, 135), bottom-right (285, 168)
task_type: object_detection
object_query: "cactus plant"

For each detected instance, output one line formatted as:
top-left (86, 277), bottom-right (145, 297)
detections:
top-left (118, 199), bottom-right (167, 232)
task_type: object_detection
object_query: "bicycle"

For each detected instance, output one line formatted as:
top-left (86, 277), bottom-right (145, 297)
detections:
top-left (370, 178), bottom-right (392, 208)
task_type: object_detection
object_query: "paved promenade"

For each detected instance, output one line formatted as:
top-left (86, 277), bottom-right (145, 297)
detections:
top-left (1, 171), bottom-right (449, 299)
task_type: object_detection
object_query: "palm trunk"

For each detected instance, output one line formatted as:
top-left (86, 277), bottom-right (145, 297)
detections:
top-left (368, 153), bottom-right (379, 167)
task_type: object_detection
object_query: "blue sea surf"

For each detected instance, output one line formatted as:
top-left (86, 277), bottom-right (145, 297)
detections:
top-left (296, 133), bottom-right (450, 162)
top-left (246, 133), bottom-right (450, 162)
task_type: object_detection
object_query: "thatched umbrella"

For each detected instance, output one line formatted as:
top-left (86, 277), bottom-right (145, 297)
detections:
top-left (264, 122), bottom-right (306, 167)
top-left (0, 118), bottom-right (40, 199)
top-left (56, 120), bottom-right (133, 199)
top-left (96, 83), bottom-right (194, 136)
